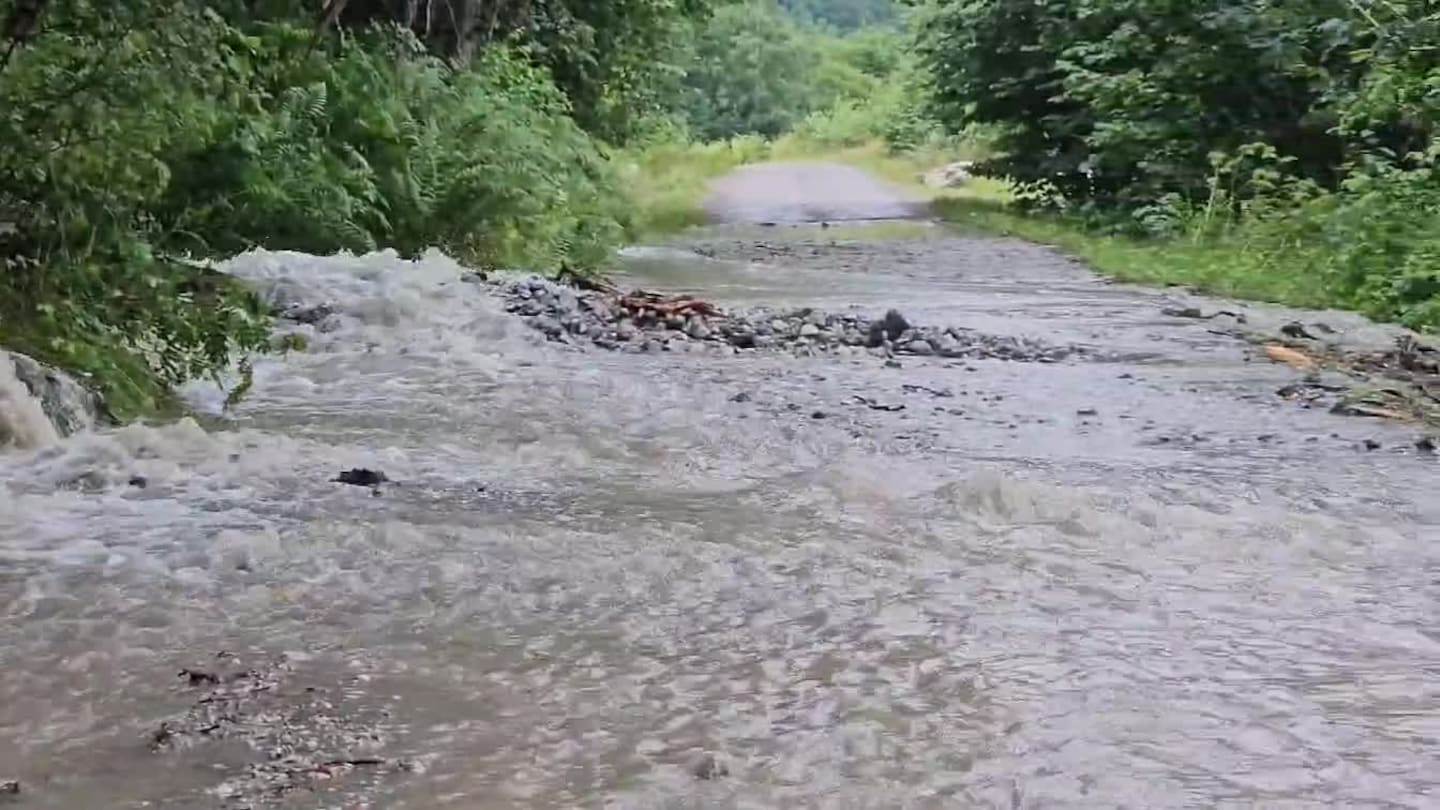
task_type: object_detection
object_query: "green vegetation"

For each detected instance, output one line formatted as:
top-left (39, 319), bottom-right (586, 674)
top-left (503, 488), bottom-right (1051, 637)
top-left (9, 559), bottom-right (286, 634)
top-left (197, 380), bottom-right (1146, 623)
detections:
top-left (779, 0), bottom-right (897, 31)
top-left (1, 0), bottom-right (709, 417)
top-left (918, 0), bottom-right (1440, 329)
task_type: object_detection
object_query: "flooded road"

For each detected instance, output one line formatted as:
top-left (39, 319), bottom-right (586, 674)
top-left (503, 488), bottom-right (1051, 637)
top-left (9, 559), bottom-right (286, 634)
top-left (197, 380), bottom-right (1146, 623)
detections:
top-left (1, 163), bottom-right (1438, 808)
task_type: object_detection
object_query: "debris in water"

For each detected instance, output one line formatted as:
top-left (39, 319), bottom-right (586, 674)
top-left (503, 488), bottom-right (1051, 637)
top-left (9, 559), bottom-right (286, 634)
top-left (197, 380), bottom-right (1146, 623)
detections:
top-left (153, 654), bottom-right (401, 807)
top-left (1330, 388), bottom-right (1413, 421)
top-left (1276, 380), bottom-right (1345, 402)
top-left (810, 410), bottom-right (828, 419)
top-left (1364, 438), bottom-right (1382, 451)
top-left (729, 391), bottom-right (752, 403)
top-left (1415, 435), bottom-right (1436, 454)
top-left (1162, 306), bottom-right (1245, 322)
top-left (1262, 344), bottom-right (1318, 371)
top-left (852, 395), bottom-right (904, 412)
top-left (1, 780), bottom-right (19, 798)
top-left (1077, 408), bottom-right (1099, 416)
top-left (179, 668), bottom-right (221, 686)
top-left (1280, 322), bottom-right (1319, 340)
top-left (1163, 306), bottom-right (1205, 319)
top-left (902, 384), bottom-right (953, 398)
top-left (334, 468), bottom-right (388, 487)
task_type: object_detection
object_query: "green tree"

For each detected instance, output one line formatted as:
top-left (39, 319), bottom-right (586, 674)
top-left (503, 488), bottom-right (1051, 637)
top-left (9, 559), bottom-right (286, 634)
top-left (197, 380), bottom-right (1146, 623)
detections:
top-left (682, 1), bottom-right (821, 139)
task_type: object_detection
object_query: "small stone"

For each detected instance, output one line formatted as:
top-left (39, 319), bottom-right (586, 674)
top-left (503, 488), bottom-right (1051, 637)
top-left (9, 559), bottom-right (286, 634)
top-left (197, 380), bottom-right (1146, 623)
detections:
top-left (1, 781), bottom-right (19, 796)
top-left (729, 392), bottom-right (752, 403)
top-left (127, 475), bottom-right (148, 489)
top-left (729, 330), bottom-right (756, 348)
top-left (281, 303), bottom-right (335, 324)
top-left (811, 410), bottom-right (827, 420)
top-left (533, 316), bottom-right (564, 339)
top-left (933, 335), bottom-right (961, 356)
top-left (334, 468), bottom-right (387, 487)
top-left (1417, 436), bottom-right (1437, 454)
top-left (799, 323), bottom-right (820, 338)
top-left (1162, 306), bottom-right (1205, 319)
top-left (615, 321), bottom-right (638, 341)
top-left (1363, 438), bottom-right (1381, 451)
top-left (1280, 321), bottom-right (1317, 340)
top-left (686, 318), bottom-right (712, 340)
top-left (690, 753), bottom-right (729, 780)
top-left (905, 339), bottom-right (934, 356)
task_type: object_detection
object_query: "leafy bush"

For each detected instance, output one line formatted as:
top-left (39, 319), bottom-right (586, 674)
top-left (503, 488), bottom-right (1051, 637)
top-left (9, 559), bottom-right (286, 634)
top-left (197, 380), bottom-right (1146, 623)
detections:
top-left (160, 23), bottom-right (626, 270)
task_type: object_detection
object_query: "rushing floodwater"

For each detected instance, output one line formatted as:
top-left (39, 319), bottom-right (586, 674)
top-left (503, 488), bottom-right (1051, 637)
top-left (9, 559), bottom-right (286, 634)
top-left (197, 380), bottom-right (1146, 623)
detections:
top-left (2, 166), bottom-right (1439, 808)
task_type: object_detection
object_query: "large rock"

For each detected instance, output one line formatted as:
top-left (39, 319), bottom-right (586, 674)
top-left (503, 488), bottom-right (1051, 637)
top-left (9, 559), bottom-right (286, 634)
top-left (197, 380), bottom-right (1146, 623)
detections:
top-left (1, 350), bottom-right (108, 448)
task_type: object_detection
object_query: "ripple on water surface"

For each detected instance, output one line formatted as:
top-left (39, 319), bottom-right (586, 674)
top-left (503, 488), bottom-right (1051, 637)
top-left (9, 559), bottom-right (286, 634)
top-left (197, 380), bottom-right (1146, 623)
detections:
top-left (1, 247), bottom-right (1437, 808)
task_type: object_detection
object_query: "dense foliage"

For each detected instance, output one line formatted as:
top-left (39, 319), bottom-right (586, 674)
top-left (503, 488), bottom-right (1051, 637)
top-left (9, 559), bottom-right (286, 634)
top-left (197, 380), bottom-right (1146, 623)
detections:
top-left (919, 0), bottom-right (1440, 328)
top-left (779, 0), bottom-right (897, 30)
top-left (0, 0), bottom-right (693, 413)
top-left (678, 1), bottom-right (936, 144)
top-left (314, 0), bottom-right (712, 143)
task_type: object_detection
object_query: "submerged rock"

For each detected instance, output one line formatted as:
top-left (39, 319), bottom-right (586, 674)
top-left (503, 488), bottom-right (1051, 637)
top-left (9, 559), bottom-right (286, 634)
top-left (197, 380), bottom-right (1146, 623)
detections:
top-left (334, 468), bottom-right (388, 487)
top-left (689, 752), bottom-right (729, 780)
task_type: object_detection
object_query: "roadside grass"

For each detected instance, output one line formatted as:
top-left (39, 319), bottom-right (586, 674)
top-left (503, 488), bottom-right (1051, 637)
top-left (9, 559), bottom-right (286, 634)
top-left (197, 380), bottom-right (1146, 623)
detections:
top-left (932, 197), bottom-right (1348, 312)
top-left (613, 135), bottom-right (772, 236)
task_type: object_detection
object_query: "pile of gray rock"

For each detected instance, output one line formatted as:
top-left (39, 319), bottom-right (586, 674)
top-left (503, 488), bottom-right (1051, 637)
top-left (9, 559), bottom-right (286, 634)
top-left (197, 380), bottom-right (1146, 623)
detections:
top-left (496, 275), bottom-right (1078, 363)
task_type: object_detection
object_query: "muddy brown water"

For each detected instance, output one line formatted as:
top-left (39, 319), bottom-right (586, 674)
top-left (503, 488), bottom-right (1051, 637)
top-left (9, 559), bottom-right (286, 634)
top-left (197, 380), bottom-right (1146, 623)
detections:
top-left (1, 163), bottom-right (1438, 808)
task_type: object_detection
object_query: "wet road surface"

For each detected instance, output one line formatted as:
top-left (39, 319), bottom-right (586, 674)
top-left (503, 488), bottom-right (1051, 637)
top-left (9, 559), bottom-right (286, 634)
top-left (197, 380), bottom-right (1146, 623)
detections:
top-left (1, 163), bottom-right (1437, 808)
